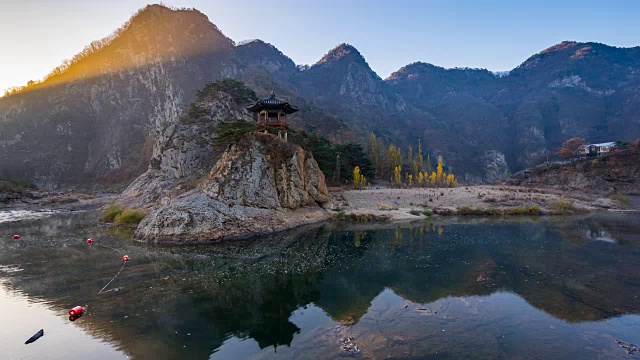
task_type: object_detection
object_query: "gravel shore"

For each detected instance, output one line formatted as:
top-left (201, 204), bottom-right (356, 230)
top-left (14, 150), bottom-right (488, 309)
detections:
top-left (330, 185), bottom-right (622, 220)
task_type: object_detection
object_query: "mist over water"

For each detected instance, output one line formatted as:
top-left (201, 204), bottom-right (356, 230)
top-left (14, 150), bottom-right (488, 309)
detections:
top-left (1, 211), bottom-right (639, 359)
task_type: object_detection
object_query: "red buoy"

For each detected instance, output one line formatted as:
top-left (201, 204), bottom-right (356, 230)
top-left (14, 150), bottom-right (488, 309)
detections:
top-left (122, 255), bottom-right (129, 262)
top-left (87, 238), bottom-right (94, 245)
top-left (68, 306), bottom-right (83, 316)
top-left (13, 234), bottom-right (20, 240)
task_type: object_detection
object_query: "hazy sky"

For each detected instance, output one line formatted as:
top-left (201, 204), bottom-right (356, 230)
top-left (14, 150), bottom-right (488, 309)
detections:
top-left (1, 0), bottom-right (639, 93)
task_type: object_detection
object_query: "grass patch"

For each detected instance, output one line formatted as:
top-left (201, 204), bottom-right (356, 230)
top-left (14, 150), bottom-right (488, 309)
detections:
top-left (332, 210), bottom-right (346, 221)
top-left (506, 205), bottom-right (542, 215)
top-left (455, 204), bottom-right (542, 216)
top-left (114, 209), bottom-right (147, 225)
top-left (345, 213), bottom-right (390, 222)
top-left (101, 204), bottom-right (123, 222)
top-left (0, 178), bottom-right (34, 193)
top-left (455, 206), bottom-right (502, 216)
top-left (102, 205), bottom-right (146, 225)
top-left (548, 200), bottom-right (579, 214)
top-left (610, 193), bottom-right (630, 206)
top-left (422, 209), bottom-right (434, 217)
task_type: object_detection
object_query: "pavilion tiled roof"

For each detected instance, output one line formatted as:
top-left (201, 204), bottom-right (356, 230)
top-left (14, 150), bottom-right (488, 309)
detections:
top-left (247, 94), bottom-right (299, 114)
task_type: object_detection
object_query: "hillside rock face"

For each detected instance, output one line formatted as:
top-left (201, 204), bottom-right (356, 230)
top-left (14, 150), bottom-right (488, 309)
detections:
top-left (506, 143), bottom-right (640, 194)
top-left (116, 88), bottom-right (253, 209)
top-left (134, 133), bottom-right (330, 243)
top-left (2, 5), bottom-right (640, 187)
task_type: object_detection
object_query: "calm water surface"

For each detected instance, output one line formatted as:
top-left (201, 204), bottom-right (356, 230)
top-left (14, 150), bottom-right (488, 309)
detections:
top-left (1, 210), bottom-right (639, 359)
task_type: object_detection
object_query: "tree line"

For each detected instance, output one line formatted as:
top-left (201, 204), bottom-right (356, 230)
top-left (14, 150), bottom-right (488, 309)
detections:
top-left (365, 133), bottom-right (458, 188)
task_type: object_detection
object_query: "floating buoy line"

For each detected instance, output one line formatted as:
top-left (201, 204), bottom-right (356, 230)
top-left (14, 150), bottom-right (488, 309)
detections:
top-left (97, 255), bottom-right (129, 295)
top-left (11, 233), bottom-right (134, 334)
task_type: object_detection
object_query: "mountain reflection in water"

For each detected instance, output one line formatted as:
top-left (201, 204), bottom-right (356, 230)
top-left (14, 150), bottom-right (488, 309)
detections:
top-left (0, 211), bottom-right (639, 359)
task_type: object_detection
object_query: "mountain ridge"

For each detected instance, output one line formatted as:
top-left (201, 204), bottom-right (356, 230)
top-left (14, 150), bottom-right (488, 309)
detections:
top-left (1, 4), bottom-right (639, 187)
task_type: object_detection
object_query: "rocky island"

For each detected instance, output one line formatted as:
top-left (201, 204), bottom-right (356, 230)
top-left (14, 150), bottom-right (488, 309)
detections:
top-left (115, 80), bottom-right (330, 243)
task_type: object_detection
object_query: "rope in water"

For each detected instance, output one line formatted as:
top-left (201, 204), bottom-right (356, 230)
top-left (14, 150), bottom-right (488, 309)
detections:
top-left (98, 261), bottom-right (127, 294)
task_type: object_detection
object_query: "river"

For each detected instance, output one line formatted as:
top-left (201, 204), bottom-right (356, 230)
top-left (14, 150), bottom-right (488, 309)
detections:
top-left (0, 209), bottom-right (639, 359)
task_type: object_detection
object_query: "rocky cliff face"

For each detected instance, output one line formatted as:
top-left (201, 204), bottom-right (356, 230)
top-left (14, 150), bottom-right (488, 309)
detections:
top-left (134, 133), bottom-right (330, 243)
top-left (116, 85), bottom-right (253, 209)
top-left (2, 5), bottom-right (640, 187)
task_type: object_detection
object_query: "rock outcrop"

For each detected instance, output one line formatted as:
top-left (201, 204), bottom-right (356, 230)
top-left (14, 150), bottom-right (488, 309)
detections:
top-left (134, 133), bottom-right (330, 243)
top-left (506, 142), bottom-right (640, 194)
top-left (116, 88), bottom-right (252, 209)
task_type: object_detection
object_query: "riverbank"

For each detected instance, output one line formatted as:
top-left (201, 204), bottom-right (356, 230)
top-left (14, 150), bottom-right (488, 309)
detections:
top-left (0, 190), bottom-right (116, 212)
top-left (330, 185), bottom-right (625, 221)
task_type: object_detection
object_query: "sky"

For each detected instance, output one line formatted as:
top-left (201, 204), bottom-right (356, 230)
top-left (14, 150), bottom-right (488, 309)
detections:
top-left (1, 0), bottom-right (640, 93)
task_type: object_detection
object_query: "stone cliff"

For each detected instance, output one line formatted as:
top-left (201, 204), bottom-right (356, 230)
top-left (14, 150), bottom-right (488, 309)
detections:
top-left (134, 133), bottom-right (330, 243)
top-left (116, 86), bottom-right (252, 209)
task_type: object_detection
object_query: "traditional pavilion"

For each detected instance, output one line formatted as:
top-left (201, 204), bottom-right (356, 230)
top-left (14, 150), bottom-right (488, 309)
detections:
top-left (246, 92), bottom-right (298, 141)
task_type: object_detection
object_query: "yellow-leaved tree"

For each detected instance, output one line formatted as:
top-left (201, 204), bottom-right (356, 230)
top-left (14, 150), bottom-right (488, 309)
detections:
top-left (446, 173), bottom-right (456, 187)
top-left (436, 155), bottom-right (443, 186)
top-left (394, 166), bottom-right (402, 185)
top-left (353, 166), bottom-right (362, 189)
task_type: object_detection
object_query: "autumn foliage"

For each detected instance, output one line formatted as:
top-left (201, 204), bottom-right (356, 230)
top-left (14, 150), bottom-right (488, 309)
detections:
top-left (366, 133), bottom-right (458, 188)
top-left (557, 137), bottom-right (586, 159)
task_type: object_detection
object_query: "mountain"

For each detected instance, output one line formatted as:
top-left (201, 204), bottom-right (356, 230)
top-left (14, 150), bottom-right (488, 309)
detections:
top-left (0, 5), bottom-right (236, 188)
top-left (1, 4), bottom-right (640, 188)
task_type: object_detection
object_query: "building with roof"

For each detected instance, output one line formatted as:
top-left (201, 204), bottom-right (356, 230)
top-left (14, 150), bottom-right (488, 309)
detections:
top-left (246, 93), bottom-right (298, 141)
top-left (577, 142), bottom-right (617, 157)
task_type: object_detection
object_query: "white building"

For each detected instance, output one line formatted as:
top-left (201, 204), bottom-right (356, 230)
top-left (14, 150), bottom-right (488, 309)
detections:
top-left (578, 142), bottom-right (617, 157)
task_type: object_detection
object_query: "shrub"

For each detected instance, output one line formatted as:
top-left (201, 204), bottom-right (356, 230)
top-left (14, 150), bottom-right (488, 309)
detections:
top-left (114, 209), bottom-right (146, 225)
top-left (408, 209), bottom-right (422, 216)
top-left (422, 209), bottom-right (434, 217)
top-left (212, 119), bottom-right (256, 146)
top-left (0, 178), bottom-right (34, 192)
top-left (101, 204), bottom-right (123, 222)
top-left (507, 205), bottom-right (542, 215)
top-left (187, 103), bottom-right (207, 119)
top-left (344, 213), bottom-right (389, 222)
top-left (333, 210), bottom-right (346, 221)
top-left (196, 78), bottom-right (257, 104)
top-left (454, 205), bottom-right (542, 216)
top-left (548, 200), bottom-right (579, 214)
top-left (610, 193), bottom-right (630, 206)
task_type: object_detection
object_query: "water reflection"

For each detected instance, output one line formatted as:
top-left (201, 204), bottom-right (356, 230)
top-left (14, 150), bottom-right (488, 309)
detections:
top-left (0, 212), bottom-right (639, 359)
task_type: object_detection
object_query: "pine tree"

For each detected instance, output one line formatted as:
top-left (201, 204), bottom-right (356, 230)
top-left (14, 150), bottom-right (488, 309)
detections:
top-left (416, 139), bottom-right (424, 175)
top-left (368, 133), bottom-right (379, 179)
top-left (426, 154), bottom-right (432, 173)
top-left (335, 154), bottom-right (341, 183)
